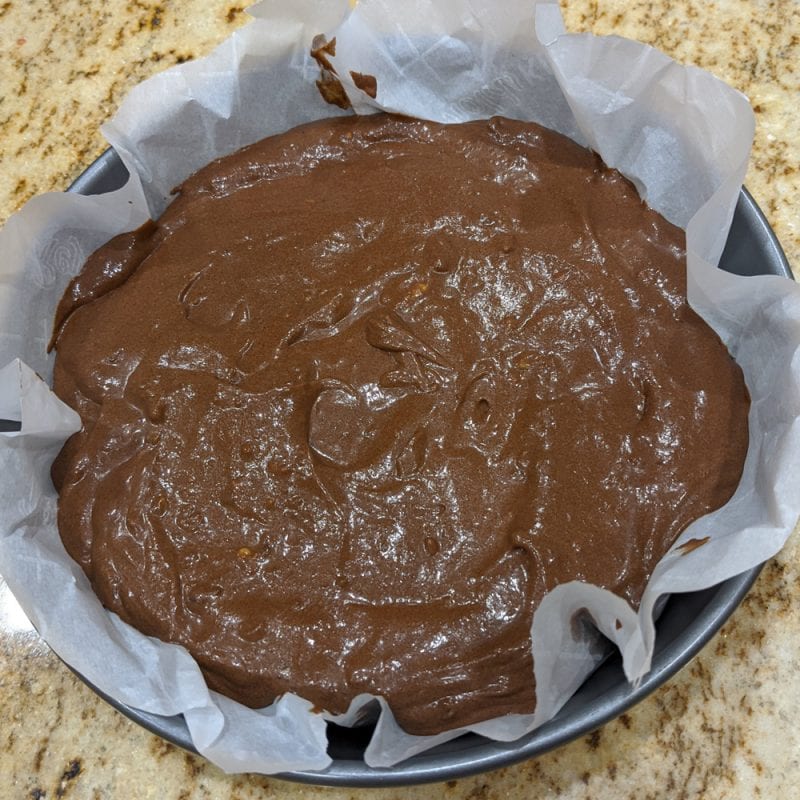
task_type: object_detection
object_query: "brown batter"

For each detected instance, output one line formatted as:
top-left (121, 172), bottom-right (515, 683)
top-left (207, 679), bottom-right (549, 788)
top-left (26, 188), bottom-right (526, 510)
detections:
top-left (49, 114), bottom-right (749, 735)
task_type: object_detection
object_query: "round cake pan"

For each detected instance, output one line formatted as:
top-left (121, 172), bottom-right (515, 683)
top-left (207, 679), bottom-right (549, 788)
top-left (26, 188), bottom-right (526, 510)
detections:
top-left (56, 147), bottom-right (791, 787)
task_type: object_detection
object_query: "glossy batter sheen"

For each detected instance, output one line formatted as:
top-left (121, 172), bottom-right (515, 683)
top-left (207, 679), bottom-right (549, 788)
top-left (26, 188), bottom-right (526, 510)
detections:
top-left (50, 115), bottom-right (749, 735)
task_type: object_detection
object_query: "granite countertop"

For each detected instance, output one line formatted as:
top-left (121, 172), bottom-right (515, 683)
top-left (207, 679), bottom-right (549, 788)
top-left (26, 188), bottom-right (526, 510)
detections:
top-left (1, 1), bottom-right (798, 797)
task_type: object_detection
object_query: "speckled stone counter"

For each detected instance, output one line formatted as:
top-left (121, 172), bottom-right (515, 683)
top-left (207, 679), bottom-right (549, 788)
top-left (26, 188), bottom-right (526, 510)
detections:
top-left (1, 1), bottom-right (798, 798)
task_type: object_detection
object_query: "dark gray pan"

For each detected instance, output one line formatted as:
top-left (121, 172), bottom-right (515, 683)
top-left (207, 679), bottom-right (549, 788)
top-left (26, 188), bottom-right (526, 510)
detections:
top-left (13, 147), bottom-right (788, 787)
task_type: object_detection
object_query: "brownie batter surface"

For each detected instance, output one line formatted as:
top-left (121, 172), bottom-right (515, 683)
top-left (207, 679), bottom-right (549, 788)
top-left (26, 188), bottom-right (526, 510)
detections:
top-left (50, 115), bottom-right (749, 735)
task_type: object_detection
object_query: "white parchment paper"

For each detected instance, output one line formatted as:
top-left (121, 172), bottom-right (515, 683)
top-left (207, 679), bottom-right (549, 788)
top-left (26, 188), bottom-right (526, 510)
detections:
top-left (1, 0), bottom-right (799, 773)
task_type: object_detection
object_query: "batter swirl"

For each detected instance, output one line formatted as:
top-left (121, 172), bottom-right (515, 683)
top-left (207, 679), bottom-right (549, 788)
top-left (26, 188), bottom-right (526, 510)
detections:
top-left (50, 115), bottom-right (749, 734)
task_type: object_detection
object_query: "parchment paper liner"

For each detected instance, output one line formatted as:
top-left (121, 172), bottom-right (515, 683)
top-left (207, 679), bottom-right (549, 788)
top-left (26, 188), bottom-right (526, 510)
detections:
top-left (1, 0), bottom-right (799, 773)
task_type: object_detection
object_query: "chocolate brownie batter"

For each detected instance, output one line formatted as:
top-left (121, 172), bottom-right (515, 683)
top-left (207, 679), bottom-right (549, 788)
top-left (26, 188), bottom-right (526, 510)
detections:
top-left (50, 115), bottom-right (749, 735)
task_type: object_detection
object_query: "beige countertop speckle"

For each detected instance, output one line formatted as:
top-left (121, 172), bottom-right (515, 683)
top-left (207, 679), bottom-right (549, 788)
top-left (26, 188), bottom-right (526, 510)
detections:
top-left (1, 1), bottom-right (798, 798)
